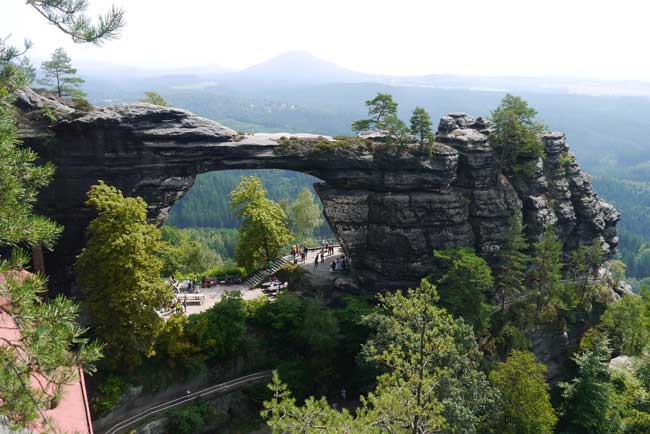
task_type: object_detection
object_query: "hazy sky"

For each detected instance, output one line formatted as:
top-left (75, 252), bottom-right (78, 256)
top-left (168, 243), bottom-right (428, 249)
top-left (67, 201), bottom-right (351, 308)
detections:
top-left (3, 0), bottom-right (650, 80)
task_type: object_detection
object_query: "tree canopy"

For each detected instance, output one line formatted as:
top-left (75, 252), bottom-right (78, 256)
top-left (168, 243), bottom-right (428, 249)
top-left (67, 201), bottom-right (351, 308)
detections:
top-left (39, 47), bottom-right (85, 97)
top-left (410, 106), bottom-right (434, 151)
top-left (230, 176), bottom-right (292, 270)
top-left (141, 91), bottom-right (169, 106)
top-left (263, 279), bottom-right (495, 434)
top-left (75, 182), bottom-right (172, 371)
top-left (489, 350), bottom-right (557, 434)
top-left (490, 94), bottom-right (545, 178)
top-left (289, 187), bottom-right (323, 243)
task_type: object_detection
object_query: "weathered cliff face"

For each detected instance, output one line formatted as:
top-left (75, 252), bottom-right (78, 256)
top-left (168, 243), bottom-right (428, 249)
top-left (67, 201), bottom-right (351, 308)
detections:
top-left (15, 89), bottom-right (619, 291)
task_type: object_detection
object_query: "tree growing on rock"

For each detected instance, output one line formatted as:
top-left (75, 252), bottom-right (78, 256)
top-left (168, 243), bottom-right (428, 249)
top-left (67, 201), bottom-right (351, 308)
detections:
top-left (75, 182), bottom-right (172, 371)
top-left (39, 47), bottom-right (86, 97)
top-left (490, 94), bottom-right (545, 180)
top-left (230, 176), bottom-right (292, 271)
top-left (430, 247), bottom-right (494, 333)
top-left (410, 106), bottom-right (434, 152)
top-left (494, 213), bottom-right (530, 310)
top-left (140, 91), bottom-right (169, 106)
top-left (352, 92), bottom-right (398, 133)
top-left (352, 93), bottom-right (414, 148)
top-left (528, 227), bottom-right (565, 322)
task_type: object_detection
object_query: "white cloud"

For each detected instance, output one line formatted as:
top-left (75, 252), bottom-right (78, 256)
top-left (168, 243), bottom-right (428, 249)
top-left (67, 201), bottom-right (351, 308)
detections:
top-left (2, 0), bottom-right (649, 80)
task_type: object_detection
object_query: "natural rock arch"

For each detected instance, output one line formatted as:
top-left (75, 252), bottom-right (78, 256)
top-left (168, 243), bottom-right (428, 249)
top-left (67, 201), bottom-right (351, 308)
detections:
top-left (16, 89), bottom-right (619, 291)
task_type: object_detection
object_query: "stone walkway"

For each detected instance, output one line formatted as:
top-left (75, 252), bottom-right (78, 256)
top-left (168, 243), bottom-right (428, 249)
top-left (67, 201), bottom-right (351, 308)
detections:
top-left (174, 247), bottom-right (346, 316)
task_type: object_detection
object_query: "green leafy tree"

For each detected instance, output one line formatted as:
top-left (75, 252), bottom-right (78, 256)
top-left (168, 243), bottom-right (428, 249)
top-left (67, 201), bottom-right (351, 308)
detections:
top-left (559, 338), bottom-right (622, 434)
top-left (263, 279), bottom-right (495, 433)
top-left (186, 292), bottom-right (246, 359)
top-left (383, 113), bottom-right (411, 148)
top-left (489, 350), bottom-right (557, 434)
top-left (566, 240), bottom-right (604, 303)
top-left (230, 176), bottom-right (292, 270)
top-left (158, 226), bottom-right (222, 276)
top-left (494, 213), bottom-right (529, 310)
top-left (352, 92), bottom-right (398, 132)
top-left (410, 106), bottom-right (434, 151)
top-left (431, 247), bottom-right (494, 332)
top-left (607, 260), bottom-right (626, 288)
top-left (290, 187), bottom-right (323, 242)
top-left (528, 227), bottom-right (565, 322)
top-left (75, 182), bottom-right (172, 371)
top-left (140, 91), bottom-right (169, 106)
top-left (39, 47), bottom-right (85, 97)
top-left (600, 292), bottom-right (650, 356)
top-left (490, 94), bottom-right (545, 179)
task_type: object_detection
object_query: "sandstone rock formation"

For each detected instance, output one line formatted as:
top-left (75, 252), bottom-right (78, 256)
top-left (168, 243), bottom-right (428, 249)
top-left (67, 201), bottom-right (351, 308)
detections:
top-left (15, 89), bottom-right (619, 292)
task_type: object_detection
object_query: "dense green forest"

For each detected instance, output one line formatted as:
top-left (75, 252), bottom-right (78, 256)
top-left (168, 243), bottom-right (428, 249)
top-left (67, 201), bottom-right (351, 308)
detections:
top-left (167, 169), bottom-right (325, 231)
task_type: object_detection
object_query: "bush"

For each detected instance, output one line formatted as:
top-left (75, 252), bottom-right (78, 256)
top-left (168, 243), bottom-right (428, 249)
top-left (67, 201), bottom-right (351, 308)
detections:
top-left (167, 402), bottom-right (208, 434)
top-left (91, 375), bottom-right (128, 416)
top-left (71, 97), bottom-right (93, 112)
top-left (185, 293), bottom-right (246, 359)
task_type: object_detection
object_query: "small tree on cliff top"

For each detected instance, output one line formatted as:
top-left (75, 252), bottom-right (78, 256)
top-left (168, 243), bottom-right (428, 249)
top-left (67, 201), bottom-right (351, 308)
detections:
top-left (490, 94), bottom-right (545, 179)
top-left (39, 47), bottom-right (85, 97)
top-left (141, 91), bottom-right (169, 106)
top-left (352, 92), bottom-right (398, 132)
top-left (410, 106), bottom-right (434, 152)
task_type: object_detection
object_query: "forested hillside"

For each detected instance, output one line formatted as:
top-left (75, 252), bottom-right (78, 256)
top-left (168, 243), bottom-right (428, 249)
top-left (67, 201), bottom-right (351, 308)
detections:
top-left (167, 169), bottom-right (331, 236)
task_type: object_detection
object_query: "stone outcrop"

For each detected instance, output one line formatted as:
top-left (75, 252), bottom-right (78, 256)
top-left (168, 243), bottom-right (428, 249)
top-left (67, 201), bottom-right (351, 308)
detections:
top-left (15, 89), bottom-right (619, 291)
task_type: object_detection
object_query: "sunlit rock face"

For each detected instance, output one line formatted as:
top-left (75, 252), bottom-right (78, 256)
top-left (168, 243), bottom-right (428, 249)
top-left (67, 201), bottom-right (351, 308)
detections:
top-left (16, 89), bottom-right (618, 291)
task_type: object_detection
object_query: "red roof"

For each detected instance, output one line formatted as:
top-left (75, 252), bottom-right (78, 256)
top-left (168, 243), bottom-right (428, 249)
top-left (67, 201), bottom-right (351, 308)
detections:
top-left (0, 271), bottom-right (94, 434)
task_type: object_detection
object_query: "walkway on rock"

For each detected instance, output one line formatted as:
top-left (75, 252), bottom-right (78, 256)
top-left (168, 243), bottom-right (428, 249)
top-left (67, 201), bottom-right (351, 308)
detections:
top-left (99, 370), bottom-right (273, 434)
top-left (179, 246), bottom-right (346, 315)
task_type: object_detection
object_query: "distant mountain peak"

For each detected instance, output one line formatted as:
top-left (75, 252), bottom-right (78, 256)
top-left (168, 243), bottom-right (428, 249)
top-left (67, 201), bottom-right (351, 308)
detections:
top-left (235, 51), bottom-right (371, 85)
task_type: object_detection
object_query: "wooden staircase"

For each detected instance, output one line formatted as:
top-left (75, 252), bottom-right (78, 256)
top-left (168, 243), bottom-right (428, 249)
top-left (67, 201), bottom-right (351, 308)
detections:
top-left (244, 255), bottom-right (293, 288)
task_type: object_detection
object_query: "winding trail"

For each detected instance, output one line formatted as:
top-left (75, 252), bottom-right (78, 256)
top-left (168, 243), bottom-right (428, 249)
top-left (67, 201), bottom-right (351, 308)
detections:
top-left (99, 370), bottom-right (273, 434)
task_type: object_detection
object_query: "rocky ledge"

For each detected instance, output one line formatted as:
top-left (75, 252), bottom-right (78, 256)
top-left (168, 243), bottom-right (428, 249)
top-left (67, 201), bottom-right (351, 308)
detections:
top-left (15, 89), bottom-right (619, 291)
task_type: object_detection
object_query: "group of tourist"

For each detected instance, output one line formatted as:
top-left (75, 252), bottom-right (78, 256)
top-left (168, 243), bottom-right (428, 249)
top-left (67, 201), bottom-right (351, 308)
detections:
top-left (330, 255), bottom-right (350, 273)
top-left (169, 274), bottom-right (198, 293)
top-left (160, 295), bottom-right (187, 315)
top-left (322, 241), bottom-right (335, 256)
top-left (291, 245), bottom-right (310, 263)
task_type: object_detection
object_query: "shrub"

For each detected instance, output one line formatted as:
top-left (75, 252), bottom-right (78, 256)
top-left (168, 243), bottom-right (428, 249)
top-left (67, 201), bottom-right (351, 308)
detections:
top-left (167, 402), bottom-right (208, 434)
top-left (185, 293), bottom-right (246, 359)
top-left (91, 375), bottom-right (128, 416)
top-left (275, 263), bottom-right (307, 288)
top-left (71, 97), bottom-right (93, 112)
